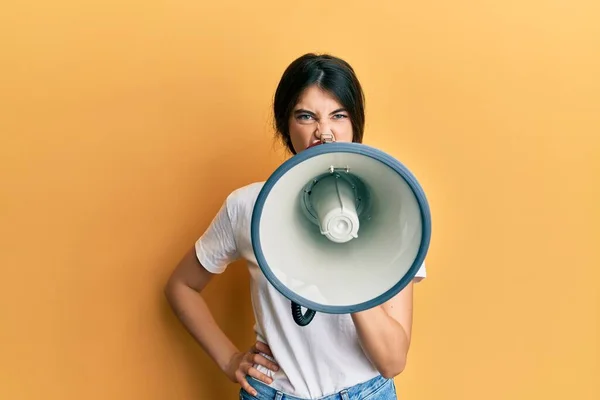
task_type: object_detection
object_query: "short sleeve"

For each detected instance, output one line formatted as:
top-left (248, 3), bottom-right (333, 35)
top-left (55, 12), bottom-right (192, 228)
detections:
top-left (413, 261), bottom-right (427, 283)
top-left (194, 198), bottom-right (240, 274)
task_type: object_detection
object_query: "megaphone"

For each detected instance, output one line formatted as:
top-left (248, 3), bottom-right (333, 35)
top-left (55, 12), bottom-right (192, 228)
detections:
top-left (251, 141), bottom-right (431, 327)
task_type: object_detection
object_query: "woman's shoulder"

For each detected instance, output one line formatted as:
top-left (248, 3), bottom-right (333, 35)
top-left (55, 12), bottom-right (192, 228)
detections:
top-left (225, 181), bottom-right (265, 205)
top-left (223, 181), bottom-right (265, 218)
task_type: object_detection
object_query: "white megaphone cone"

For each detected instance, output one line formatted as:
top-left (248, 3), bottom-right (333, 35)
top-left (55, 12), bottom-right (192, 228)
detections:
top-left (251, 136), bottom-right (431, 327)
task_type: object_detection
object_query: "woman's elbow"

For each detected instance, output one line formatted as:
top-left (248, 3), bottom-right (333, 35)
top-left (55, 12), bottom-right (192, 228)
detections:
top-left (163, 275), bottom-right (181, 304)
top-left (378, 357), bottom-right (407, 379)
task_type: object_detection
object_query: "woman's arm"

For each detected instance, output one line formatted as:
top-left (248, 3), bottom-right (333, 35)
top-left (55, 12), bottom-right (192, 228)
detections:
top-left (164, 247), bottom-right (278, 395)
top-left (351, 281), bottom-right (415, 379)
top-left (164, 247), bottom-right (240, 371)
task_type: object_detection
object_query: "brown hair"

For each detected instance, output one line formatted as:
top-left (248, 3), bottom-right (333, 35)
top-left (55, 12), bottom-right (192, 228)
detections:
top-left (273, 53), bottom-right (366, 154)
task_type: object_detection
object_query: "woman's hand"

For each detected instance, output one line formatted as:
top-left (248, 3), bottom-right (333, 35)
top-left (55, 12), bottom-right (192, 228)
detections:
top-left (224, 341), bottom-right (280, 396)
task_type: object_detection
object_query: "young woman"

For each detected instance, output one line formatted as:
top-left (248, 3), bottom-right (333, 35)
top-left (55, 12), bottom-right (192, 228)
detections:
top-left (165, 53), bottom-right (427, 400)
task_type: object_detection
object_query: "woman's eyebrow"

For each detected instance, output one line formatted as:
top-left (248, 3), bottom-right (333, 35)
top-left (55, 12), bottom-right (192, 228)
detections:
top-left (294, 109), bottom-right (316, 115)
top-left (293, 108), bottom-right (347, 115)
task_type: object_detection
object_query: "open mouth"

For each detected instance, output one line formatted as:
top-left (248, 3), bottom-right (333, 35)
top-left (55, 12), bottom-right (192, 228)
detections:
top-left (307, 141), bottom-right (323, 149)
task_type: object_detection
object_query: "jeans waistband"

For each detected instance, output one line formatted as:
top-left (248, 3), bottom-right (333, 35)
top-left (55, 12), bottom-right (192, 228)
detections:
top-left (242, 374), bottom-right (394, 400)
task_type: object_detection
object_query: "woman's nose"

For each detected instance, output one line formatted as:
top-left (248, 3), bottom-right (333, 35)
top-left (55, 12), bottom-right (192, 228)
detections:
top-left (316, 121), bottom-right (334, 137)
top-left (315, 127), bottom-right (335, 143)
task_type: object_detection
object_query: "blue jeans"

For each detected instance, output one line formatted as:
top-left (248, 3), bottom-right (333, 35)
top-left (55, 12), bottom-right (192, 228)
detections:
top-left (239, 374), bottom-right (397, 400)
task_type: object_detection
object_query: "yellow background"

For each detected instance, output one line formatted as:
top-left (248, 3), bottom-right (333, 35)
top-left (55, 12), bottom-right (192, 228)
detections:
top-left (1, 1), bottom-right (598, 399)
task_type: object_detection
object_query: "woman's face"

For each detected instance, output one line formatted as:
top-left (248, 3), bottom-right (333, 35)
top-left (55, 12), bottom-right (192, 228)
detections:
top-left (288, 85), bottom-right (353, 153)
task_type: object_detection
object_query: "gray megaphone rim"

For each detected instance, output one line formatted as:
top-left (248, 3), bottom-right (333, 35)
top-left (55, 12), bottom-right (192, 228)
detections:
top-left (251, 142), bottom-right (432, 314)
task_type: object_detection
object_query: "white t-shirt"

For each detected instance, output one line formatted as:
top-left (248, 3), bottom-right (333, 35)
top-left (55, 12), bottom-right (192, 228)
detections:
top-left (195, 182), bottom-right (426, 399)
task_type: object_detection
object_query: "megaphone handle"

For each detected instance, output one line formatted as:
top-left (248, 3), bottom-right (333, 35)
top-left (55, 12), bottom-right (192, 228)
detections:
top-left (291, 302), bottom-right (316, 326)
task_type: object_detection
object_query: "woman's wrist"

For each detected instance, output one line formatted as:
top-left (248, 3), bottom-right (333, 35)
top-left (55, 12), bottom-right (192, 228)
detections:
top-left (216, 344), bottom-right (241, 375)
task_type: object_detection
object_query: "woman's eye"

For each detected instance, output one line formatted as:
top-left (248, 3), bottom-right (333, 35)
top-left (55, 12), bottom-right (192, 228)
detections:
top-left (333, 114), bottom-right (348, 119)
top-left (297, 114), bottom-right (313, 121)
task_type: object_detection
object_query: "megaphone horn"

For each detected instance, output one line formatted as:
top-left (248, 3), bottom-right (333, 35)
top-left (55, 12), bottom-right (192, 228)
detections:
top-left (251, 141), bottom-right (431, 327)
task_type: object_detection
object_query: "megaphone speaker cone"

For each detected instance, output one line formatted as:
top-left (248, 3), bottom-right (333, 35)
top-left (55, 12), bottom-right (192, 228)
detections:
top-left (251, 142), bottom-right (431, 327)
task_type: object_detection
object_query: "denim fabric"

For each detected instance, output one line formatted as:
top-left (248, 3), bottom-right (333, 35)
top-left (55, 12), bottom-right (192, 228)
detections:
top-left (239, 374), bottom-right (397, 400)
